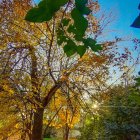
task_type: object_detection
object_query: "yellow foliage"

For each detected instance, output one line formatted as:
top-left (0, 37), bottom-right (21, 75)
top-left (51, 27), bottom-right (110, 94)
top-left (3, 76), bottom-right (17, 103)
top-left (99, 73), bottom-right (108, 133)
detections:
top-left (14, 123), bottom-right (20, 129)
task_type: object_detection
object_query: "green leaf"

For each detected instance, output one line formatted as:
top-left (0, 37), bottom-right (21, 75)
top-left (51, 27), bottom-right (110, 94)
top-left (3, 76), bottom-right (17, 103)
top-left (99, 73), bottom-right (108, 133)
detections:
top-left (71, 8), bottom-right (88, 37)
top-left (25, 7), bottom-right (52, 22)
top-left (83, 38), bottom-right (96, 47)
top-left (64, 40), bottom-right (77, 57)
top-left (61, 18), bottom-right (70, 26)
top-left (57, 36), bottom-right (67, 45)
top-left (81, 7), bottom-right (91, 15)
top-left (84, 38), bottom-right (102, 52)
top-left (74, 34), bottom-right (83, 41)
top-left (67, 25), bottom-right (83, 41)
top-left (75, 0), bottom-right (88, 9)
top-left (57, 29), bottom-right (67, 45)
top-left (76, 45), bottom-right (86, 57)
top-left (75, 0), bottom-right (91, 15)
top-left (92, 44), bottom-right (102, 52)
top-left (67, 25), bottom-right (77, 34)
top-left (25, 0), bottom-right (68, 22)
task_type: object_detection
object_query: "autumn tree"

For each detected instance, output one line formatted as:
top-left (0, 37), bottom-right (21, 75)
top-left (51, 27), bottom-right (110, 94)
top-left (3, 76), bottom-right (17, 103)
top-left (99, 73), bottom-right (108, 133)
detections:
top-left (0, 0), bottom-right (131, 140)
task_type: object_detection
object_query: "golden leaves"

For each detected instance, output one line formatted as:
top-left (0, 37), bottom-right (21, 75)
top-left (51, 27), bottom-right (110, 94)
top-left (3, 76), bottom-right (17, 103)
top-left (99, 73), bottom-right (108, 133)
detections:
top-left (60, 75), bottom-right (69, 82)
top-left (92, 55), bottom-right (108, 66)
top-left (46, 89), bottom-right (80, 129)
top-left (79, 53), bottom-right (107, 67)
top-left (13, 0), bottom-right (31, 17)
top-left (88, 1), bottom-right (100, 13)
top-left (47, 107), bottom-right (80, 129)
top-left (1, 84), bottom-right (15, 96)
top-left (14, 123), bottom-right (20, 129)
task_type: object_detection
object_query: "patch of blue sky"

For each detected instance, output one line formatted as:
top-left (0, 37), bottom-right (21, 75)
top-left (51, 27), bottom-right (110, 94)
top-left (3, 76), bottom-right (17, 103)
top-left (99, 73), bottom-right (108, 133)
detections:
top-left (98, 0), bottom-right (140, 77)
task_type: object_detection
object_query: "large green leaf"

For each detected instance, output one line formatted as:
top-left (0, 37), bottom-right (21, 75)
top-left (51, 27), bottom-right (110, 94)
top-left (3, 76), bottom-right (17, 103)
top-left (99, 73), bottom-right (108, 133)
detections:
top-left (84, 38), bottom-right (96, 47)
top-left (84, 38), bottom-right (102, 52)
top-left (76, 45), bottom-right (86, 57)
top-left (67, 25), bottom-right (77, 34)
top-left (25, 7), bottom-right (52, 22)
top-left (71, 8), bottom-right (88, 37)
top-left (75, 0), bottom-right (91, 15)
top-left (57, 35), bottom-right (67, 46)
top-left (80, 7), bottom-right (91, 15)
top-left (61, 18), bottom-right (70, 26)
top-left (64, 40), bottom-right (77, 57)
top-left (25, 0), bottom-right (68, 22)
top-left (91, 44), bottom-right (102, 52)
top-left (57, 28), bottom-right (67, 45)
top-left (75, 0), bottom-right (88, 9)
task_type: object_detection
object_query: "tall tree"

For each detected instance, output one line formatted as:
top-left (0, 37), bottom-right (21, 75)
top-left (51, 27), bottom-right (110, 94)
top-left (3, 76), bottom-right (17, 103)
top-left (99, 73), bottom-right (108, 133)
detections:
top-left (0, 0), bottom-right (129, 140)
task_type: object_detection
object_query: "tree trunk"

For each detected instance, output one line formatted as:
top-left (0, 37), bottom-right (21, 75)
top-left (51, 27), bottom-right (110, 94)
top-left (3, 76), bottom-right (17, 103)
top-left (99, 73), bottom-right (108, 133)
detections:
top-left (63, 124), bottom-right (70, 140)
top-left (29, 47), bottom-right (44, 140)
top-left (21, 130), bottom-right (26, 140)
top-left (27, 123), bottom-right (32, 140)
top-left (31, 108), bottom-right (44, 140)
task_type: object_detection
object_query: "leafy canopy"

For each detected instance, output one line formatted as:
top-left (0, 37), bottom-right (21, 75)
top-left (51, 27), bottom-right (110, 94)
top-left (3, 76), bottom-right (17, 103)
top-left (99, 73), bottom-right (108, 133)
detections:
top-left (25, 0), bottom-right (102, 57)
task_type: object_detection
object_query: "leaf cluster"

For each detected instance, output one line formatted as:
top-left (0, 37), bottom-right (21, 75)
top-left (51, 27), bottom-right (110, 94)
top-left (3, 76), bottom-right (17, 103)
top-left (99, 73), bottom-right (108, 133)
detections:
top-left (25, 0), bottom-right (102, 57)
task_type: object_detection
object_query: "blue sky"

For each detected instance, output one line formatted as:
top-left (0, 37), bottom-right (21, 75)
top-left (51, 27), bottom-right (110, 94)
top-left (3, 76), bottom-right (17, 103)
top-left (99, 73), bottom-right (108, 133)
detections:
top-left (98, 0), bottom-right (140, 39)
top-left (98, 0), bottom-right (140, 75)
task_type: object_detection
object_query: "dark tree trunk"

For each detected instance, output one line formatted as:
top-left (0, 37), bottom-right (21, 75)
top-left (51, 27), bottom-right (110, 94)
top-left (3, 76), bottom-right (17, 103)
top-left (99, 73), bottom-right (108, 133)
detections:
top-left (31, 108), bottom-right (44, 140)
top-left (123, 135), bottom-right (132, 140)
top-left (63, 124), bottom-right (70, 140)
top-left (27, 123), bottom-right (32, 140)
top-left (21, 131), bottom-right (26, 140)
top-left (126, 136), bottom-right (132, 140)
top-left (27, 132), bottom-right (32, 140)
top-left (29, 47), bottom-right (44, 140)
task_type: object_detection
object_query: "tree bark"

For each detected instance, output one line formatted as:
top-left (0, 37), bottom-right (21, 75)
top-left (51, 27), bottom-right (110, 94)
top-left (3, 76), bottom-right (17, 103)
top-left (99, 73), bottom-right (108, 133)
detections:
top-left (31, 108), bottom-right (44, 140)
top-left (63, 124), bottom-right (70, 140)
top-left (29, 47), bottom-right (44, 140)
top-left (20, 129), bottom-right (26, 140)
